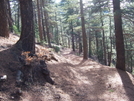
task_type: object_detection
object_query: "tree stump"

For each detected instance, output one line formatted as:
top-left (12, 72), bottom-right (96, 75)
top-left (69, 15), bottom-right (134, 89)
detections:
top-left (16, 51), bottom-right (55, 87)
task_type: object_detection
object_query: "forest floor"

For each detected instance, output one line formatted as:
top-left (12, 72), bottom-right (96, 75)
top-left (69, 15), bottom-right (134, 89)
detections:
top-left (0, 33), bottom-right (134, 101)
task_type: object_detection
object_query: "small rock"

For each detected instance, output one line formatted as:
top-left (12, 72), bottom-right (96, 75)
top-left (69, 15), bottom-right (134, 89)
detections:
top-left (54, 94), bottom-right (61, 99)
top-left (0, 75), bottom-right (7, 81)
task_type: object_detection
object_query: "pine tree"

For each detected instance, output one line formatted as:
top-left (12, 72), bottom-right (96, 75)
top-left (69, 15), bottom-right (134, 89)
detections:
top-left (0, 0), bottom-right (9, 37)
top-left (80, 0), bottom-right (88, 59)
top-left (18, 0), bottom-right (35, 53)
top-left (113, 0), bottom-right (126, 70)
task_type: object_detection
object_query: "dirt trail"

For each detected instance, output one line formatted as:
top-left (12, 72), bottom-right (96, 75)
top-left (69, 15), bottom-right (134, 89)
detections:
top-left (0, 34), bottom-right (134, 101)
top-left (48, 49), bottom-right (134, 101)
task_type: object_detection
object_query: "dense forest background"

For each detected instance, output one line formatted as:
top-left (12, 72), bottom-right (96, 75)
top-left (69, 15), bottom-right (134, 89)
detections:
top-left (0, 0), bottom-right (134, 73)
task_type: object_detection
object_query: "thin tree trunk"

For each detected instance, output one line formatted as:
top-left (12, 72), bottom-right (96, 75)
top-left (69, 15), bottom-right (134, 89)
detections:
top-left (95, 31), bottom-right (99, 60)
top-left (98, 0), bottom-right (107, 65)
top-left (42, 19), bottom-right (47, 41)
top-left (108, 16), bottom-right (112, 66)
top-left (124, 37), bottom-right (129, 69)
top-left (78, 33), bottom-right (82, 54)
top-left (100, 14), bottom-right (107, 65)
top-left (60, 18), bottom-right (63, 46)
top-left (88, 31), bottom-right (92, 57)
top-left (17, 5), bottom-right (20, 32)
top-left (41, 0), bottom-right (47, 41)
top-left (71, 21), bottom-right (75, 51)
top-left (44, 11), bottom-right (51, 47)
top-left (55, 11), bottom-right (59, 45)
top-left (80, 0), bottom-right (88, 59)
top-left (68, 36), bottom-right (71, 48)
top-left (130, 41), bottom-right (133, 73)
top-left (7, 0), bottom-right (13, 32)
top-left (37, 0), bottom-right (43, 42)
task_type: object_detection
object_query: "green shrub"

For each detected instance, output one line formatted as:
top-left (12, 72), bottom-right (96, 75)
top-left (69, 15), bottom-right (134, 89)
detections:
top-left (13, 25), bottom-right (20, 35)
top-left (52, 45), bottom-right (60, 53)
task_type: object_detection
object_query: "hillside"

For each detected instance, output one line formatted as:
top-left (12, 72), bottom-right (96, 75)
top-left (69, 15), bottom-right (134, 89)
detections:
top-left (0, 33), bottom-right (134, 101)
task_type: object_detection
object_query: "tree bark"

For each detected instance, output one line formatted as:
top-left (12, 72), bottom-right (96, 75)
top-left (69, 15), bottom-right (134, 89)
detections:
top-left (17, 5), bottom-right (20, 32)
top-left (113, 0), bottom-right (125, 71)
top-left (55, 11), bottom-right (59, 45)
top-left (41, 0), bottom-right (47, 42)
top-left (7, 0), bottom-right (13, 32)
top-left (88, 31), bottom-right (92, 57)
top-left (44, 11), bottom-right (51, 47)
top-left (108, 16), bottom-right (112, 66)
top-left (95, 31), bottom-right (99, 60)
top-left (43, 0), bottom-right (51, 47)
top-left (71, 21), bottom-right (75, 51)
top-left (37, 0), bottom-right (44, 42)
top-left (18, 0), bottom-right (35, 53)
top-left (100, 13), bottom-right (107, 65)
top-left (0, 0), bottom-right (9, 37)
top-left (80, 0), bottom-right (88, 59)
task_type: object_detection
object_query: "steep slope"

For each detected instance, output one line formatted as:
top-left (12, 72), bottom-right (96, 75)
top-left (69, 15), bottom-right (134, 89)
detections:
top-left (0, 33), bottom-right (134, 101)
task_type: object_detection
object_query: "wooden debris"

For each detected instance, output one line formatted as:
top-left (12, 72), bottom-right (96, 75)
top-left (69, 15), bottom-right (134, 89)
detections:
top-left (20, 51), bottom-right (58, 65)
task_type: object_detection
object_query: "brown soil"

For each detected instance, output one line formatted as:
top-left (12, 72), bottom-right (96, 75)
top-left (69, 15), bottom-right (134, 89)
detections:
top-left (0, 33), bottom-right (134, 101)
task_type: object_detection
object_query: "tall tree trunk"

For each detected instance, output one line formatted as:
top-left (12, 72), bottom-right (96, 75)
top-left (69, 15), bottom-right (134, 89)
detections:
top-left (95, 31), bottom-right (99, 60)
top-left (33, 1), bottom-right (38, 42)
top-left (100, 13), bottom-right (107, 65)
top-left (67, 30), bottom-right (71, 48)
top-left (80, 0), bottom-right (88, 59)
top-left (113, 0), bottom-right (125, 71)
top-left (71, 21), bottom-right (75, 51)
top-left (41, 0), bottom-right (47, 41)
top-left (44, 11), bottom-right (51, 47)
top-left (108, 16), bottom-right (112, 66)
top-left (7, 0), bottom-right (13, 32)
top-left (130, 41), bottom-right (133, 73)
top-left (88, 31), bottom-right (92, 57)
top-left (0, 0), bottom-right (9, 37)
top-left (79, 34), bottom-right (82, 54)
top-left (37, 0), bottom-right (43, 42)
top-left (55, 11), bottom-right (59, 45)
top-left (43, 0), bottom-right (51, 47)
top-left (98, 0), bottom-right (107, 65)
top-left (19, 0), bottom-right (35, 53)
top-left (60, 18), bottom-right (63, 46)
top-left (17, 5), bottom-right (20, 32)
top-left (88, 12), bottom-right (92, 58)
top-left (42, 19), bottom-right (47, 41)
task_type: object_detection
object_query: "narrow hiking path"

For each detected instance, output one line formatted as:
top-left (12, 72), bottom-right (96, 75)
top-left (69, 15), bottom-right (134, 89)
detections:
top-left (0, 34), bottom-right (134, 101)
top-left (48, 49), bottom-right (134, 101)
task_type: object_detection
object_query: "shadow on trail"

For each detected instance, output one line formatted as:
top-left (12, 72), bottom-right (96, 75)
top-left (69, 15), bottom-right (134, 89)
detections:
top-left (117, 69), bottom-right (134, 101)
top-left (55, 49), bottom-right (134, 101)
